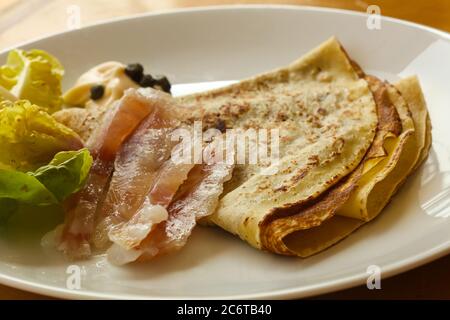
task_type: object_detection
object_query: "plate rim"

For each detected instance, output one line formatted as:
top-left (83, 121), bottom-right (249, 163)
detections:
top-left (0, 4), bottom-right (449, 300)
top-left (1, 4), bottom-right (449, 55)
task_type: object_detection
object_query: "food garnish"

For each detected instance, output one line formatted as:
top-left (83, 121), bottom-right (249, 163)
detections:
top-left (90, 84), bottom-right (105, 100)
top-left (0, 49), bottom-right (64, 113)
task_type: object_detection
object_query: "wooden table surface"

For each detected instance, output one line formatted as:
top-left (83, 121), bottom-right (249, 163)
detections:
top-left (0, 0), bottom-right (449, 300)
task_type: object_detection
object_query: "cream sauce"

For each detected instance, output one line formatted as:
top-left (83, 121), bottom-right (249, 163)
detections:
top-left (63, 61), bottom-right (139, 109)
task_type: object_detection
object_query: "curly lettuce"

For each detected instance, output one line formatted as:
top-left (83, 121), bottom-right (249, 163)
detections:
top-left (0, 100), bottom-right (84, 171)
top-left (0, 84), bottom-right (17, 102)
top-left (0, 49), bottom-right (64, 113)
top-left (0, 149), bottom-right (92, 224)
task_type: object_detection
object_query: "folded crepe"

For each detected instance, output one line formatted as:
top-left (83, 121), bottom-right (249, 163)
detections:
top-left (53, 37), bottom-right (431, 260)
top-left (177, 37), bottom-right (431, 257)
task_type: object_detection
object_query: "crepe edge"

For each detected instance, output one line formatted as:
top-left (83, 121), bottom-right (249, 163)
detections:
top-left (267, 76), bottom-right (430, 258)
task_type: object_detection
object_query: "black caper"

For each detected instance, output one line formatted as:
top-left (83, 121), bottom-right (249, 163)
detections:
top-left (125, 63), bottom-right (144, 83)
top-left (90, 84), bottom-right (105, 100)
top-left (140, 74), bottom-right (155, 88)
top-left (215, 119), bottom-right (226, 133)
top-left (153, 75), bottom-right (171, 93)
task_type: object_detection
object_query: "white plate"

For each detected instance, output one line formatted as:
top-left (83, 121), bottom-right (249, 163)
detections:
top-left (1, 5), bottom-right (450, 300)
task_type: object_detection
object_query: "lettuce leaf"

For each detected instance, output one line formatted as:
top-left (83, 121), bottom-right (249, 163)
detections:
top-left (0, 84), bottom-right (17, 102)
top-left (0, 149), bottom-right (92, 224)
top-left (0, 169), bottom-right (57, 205)
top-left (0, 49), bottom-right (64, 113)
top-left (32, 149), bottom-right (92, 201)
top-left (0, 100), bottom-right (83, 171)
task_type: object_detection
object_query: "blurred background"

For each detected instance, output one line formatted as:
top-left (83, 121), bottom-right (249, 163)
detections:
top-left (1, 0), bottom-right (449, 51)
top-left (0, 0), bottom-right (449, 300)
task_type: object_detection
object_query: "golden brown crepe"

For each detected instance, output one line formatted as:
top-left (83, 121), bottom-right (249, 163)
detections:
top-left (178, 38), bottom-right (431, 257)
top-left (178, 37), bottom-right (379, 251)
top-left (266, 76), bottom-right (430, 257)
top-left (395, 76), bottom-right (432, 169)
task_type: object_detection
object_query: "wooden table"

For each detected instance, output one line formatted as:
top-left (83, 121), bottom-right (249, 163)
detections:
top-left (0, 0), bottom-right (449, 300)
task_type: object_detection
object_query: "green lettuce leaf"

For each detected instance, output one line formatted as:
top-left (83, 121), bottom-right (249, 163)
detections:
top-left (32, 149), bottom-right (92, 201)
top-left (0, 100), bottom-right (83, 171)
top-left (0, 149), bottom-right (92, 224)
top-left (0, 49), bottom-right (64, 113)
top-left (0, 170), bottom-right (57, 205)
